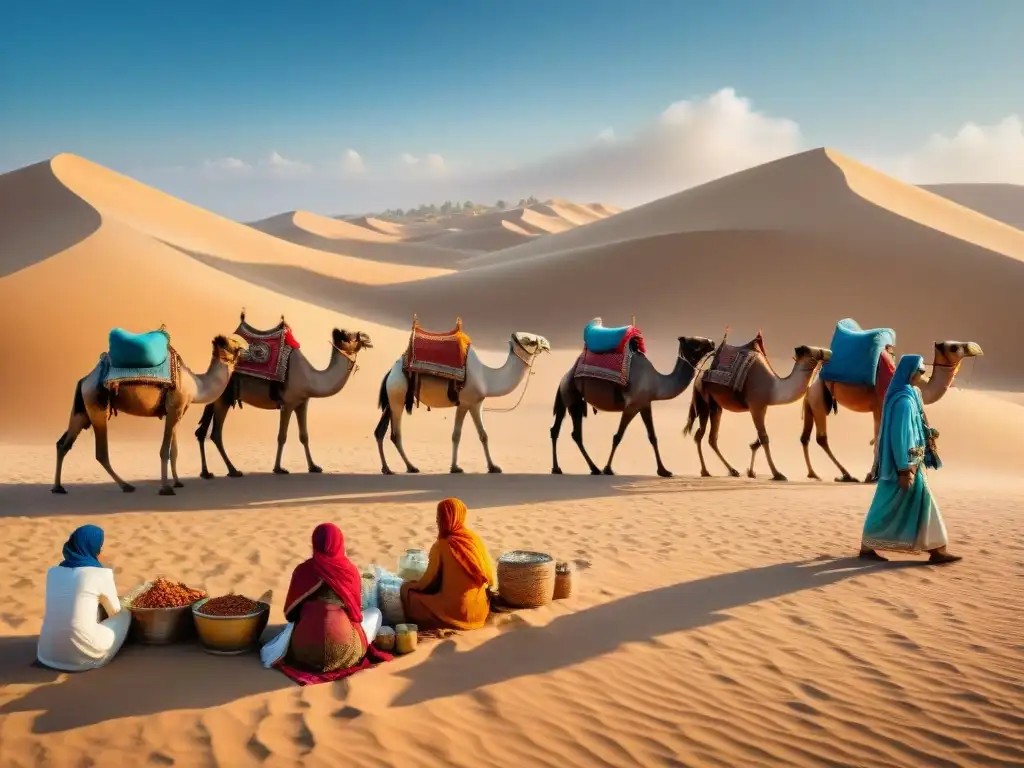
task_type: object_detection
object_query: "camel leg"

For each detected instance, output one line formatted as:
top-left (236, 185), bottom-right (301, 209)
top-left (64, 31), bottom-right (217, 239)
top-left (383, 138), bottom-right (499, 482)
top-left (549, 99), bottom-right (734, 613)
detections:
top-left (691, 394), bottom-right (713, 477)
top-left (209, 400), bottom-right (243, 478)
top-left (469, 403), bottom-right (501, 474)
top-left (708, 402), bottom-right (740, 477)
top-left (170, 431), bottom-right (184, 488)
top-left (748, 406), bottom-right (786, 481)
top-left (801, 399), bottom-right (856, 482)
top-left (639, 406), bottom-right (672, 478)
top-left (865, 407), bottom-right (882, 483)
top-left (570, 398), bottom-right (601, 475)
top-left (550, 390), bottom-right (567, 474)
top-left (273, 406), bottom-right (296, 474)
top-left (52, 411), bottom-right (91, 494)
top-left (295, 400), bottom-right (322, 473)
top-left (602, 409), bottom-right (638, 476)
top-left (92, 414), bottom-right (135, 493)
top-left (157, 417), bottom-right (177, 495)
top-left (450, 405), bottom-right (470, 473)
top-left (386, 396), bottom-right (419, 474)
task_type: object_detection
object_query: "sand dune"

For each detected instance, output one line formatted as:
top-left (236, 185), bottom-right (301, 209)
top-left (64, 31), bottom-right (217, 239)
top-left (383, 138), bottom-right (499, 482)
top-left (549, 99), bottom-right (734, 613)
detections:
top-left (1, 148), bottom-right (1022, 768)
top-left (423, 220), bottom-right (538, 252)
top-left (922, 183), bottom-right (1024, 230)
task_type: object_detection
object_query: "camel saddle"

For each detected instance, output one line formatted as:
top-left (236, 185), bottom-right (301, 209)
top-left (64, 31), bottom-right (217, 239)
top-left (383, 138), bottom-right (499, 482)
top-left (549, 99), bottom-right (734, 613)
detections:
top-left (582, 317), bottom-right (646, 355)
top-left (573, 346), bottom-right (636, 388)
top-left (233, 313), bottom-right (300, 385)
top-left (819, 318), bottom-right (896, 388)
top-left (701, 332), bottom-right (767, 392)
top-left (101, 346), bottom-right (180, 394)
top-left (108, 327), bottom-right (170, 369)
top-left (403, 316), bottom-right (472, 406)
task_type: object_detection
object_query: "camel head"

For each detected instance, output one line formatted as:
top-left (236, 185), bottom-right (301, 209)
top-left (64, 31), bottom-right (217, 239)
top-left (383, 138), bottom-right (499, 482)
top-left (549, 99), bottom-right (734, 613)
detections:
top-left (512, 332), bottom-right (552, 357)
top-left (332, 328), bottom-right (373, 354)
top-left (678, 336), bottom-right (716, 364)
top-left (934, 340), bottom-right (983, 366)
top-left (794, 345), bottom-right (832, 368)
top-left (213, 334), bottom-right (249, 368)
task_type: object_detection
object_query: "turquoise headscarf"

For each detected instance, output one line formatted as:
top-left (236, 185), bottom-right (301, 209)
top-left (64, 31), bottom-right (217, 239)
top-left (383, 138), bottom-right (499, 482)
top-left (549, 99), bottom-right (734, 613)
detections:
top-left (876, 355), bottom-right (937, 481)
top-left (59, 524), bottom-right (104, 569)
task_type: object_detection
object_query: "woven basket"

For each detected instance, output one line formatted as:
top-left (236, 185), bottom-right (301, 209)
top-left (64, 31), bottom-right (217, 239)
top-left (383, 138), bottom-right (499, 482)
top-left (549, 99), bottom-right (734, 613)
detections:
top-left (121, 581), bottom-right (204, 644)
top-left (553, 561), bottom-right (574, 600)
top-left (497, 551), bottom-right (555, 608)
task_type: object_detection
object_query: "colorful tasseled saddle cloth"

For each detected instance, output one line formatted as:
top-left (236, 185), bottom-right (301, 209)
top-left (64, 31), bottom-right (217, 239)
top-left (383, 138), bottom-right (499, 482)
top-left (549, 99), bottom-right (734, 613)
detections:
top-left (701, 332), bottom-right (767, 392)
top-left (101, 326), bottom-right (180, 392)
top-left (573, 317), bottom-right (646, 387)
top-left (402, 316), bottom-right (472, 382)
top-left (234, 314), bottom-right (301, 383)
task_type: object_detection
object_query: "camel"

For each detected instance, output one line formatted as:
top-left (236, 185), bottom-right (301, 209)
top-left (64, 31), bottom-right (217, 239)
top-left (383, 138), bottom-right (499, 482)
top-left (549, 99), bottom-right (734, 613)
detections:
top-left (801, 340), bottom-right (984, 482)
top-left (684, 340), bottom-right (832, 481)
top-left (374, 332), bottom-right (551, 475)
top-left (52, 334), bottom-right (249, 496)
top-left (195, 328), bottom-right (373, 478)
top-left (550, 335), bottom-right (716, 477)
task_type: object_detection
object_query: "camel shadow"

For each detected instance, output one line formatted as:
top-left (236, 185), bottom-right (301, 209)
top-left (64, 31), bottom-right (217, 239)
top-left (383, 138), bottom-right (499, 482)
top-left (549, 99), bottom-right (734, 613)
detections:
top-left (0, 631), bottom-right (290, 734)
top-left (0, 472), bottom-right (848, 519)
top-left (391, 556), bottom-right (922, 708)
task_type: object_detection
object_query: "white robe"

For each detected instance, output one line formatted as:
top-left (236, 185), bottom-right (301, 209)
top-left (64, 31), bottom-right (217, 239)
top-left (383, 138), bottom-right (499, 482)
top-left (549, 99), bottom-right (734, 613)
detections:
top-left (37, 566), bottom-right (131, 672)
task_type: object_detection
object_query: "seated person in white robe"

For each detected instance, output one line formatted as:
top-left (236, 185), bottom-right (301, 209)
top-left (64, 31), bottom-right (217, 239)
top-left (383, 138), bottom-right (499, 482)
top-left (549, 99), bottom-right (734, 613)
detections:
top-left (37, 524), bottom-right (131, 672)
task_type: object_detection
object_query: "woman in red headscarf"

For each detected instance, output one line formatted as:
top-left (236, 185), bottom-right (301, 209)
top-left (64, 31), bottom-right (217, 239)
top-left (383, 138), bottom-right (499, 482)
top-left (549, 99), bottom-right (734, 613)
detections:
top-left (262, 523), bottom-right (387, 683)
top-left (401, 498), bottom-right (497, 631)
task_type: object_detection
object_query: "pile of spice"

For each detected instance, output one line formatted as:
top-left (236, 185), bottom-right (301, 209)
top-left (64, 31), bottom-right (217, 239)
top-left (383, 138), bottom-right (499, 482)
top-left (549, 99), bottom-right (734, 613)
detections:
top-left (196, 594), bottom-right (263, 616)
top-left (132, 578), bottom-right (206, 609)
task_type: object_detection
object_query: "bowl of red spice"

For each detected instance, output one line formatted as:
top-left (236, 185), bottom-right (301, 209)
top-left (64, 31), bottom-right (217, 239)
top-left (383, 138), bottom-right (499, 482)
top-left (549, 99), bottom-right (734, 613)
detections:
top-left (191, 591), bottom-right (271, 655)
top-left (122, 578), bottom-right (207, 644)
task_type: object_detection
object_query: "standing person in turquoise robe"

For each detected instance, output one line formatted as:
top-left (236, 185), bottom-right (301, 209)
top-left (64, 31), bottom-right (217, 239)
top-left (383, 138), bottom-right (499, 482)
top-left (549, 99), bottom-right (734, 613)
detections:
top-left (859, 354), bottom-right (961, 564)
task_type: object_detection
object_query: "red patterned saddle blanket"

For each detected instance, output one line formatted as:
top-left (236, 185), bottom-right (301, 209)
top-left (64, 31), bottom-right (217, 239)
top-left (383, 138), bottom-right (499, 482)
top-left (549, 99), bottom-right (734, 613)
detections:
top-left (234, 315), bottom-right (301, 383)
top-left (402, 316), bottom-right (472, 382)
top-left (573, 347), bottom-right (635, 387)
top-left (875, 350), bottom-right (896, 399)
top-left (702, 332), bottom-right (767, 391)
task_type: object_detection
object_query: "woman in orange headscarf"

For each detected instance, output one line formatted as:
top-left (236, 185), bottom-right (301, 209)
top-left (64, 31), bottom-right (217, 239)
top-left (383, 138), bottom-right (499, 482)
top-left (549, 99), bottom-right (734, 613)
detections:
top-left (401, 498), bottom-right (497, 631)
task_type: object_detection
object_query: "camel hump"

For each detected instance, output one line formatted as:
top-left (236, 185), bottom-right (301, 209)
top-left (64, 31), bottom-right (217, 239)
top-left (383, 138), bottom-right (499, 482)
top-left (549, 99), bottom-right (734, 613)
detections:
top-left (108, 327), bottom-right (170, 369)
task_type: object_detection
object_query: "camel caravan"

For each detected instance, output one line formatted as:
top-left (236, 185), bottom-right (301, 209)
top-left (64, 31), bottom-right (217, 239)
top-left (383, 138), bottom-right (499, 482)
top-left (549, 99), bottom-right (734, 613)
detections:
top-left (49, 311), bottom-right (983, 493)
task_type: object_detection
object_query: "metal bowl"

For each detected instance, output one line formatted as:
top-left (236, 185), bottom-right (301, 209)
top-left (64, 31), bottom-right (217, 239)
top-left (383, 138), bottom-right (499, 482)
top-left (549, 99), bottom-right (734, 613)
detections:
top-left (191, 598), bottom-right (270, 655)
top-left (122, 581), bottom-right (204, 645)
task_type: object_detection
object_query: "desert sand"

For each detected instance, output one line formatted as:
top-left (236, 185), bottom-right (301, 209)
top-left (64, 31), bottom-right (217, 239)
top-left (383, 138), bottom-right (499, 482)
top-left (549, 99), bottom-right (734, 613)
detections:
top-left (0, 150), bottom-right (1022, 768)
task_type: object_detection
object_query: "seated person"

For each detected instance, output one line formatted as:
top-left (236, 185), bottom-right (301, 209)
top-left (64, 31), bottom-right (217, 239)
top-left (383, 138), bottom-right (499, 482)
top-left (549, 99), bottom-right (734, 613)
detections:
top-left (270, 523), bottom-right (382, 672)
top-left (401, 497), bottom-right (496, 631)
top-left (37, 524), bottom-right (131, 672)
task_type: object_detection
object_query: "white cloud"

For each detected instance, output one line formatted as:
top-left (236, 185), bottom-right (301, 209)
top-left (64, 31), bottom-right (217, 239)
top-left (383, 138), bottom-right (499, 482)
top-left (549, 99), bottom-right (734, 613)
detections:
top-left (262, 151), bottom-right (312, 178)
top-left (888, 115), bottom-right (1024, 184)
top-left (596, 127), bottom-right (616, 143)
top-left (341, 148), bottom-right (365, 176)
top-left (400, 152), bottom-right (419, 165)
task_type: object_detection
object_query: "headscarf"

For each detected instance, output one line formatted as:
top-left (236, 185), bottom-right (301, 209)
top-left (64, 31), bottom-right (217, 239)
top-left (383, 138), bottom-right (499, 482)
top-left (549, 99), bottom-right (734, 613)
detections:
top-left (877, 354), bottom-right (936, 480)
top-left (436, 498), bottom-right (496, 588)
top-left (283, 523), bottom-right (363, 624)
top-left (59, 524), bottom-right (104, 569)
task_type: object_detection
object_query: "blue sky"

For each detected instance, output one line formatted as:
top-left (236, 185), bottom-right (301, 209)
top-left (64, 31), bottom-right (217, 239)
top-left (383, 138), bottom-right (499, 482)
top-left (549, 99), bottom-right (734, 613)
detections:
top-left (2, 0), bottom-right (1022, 218)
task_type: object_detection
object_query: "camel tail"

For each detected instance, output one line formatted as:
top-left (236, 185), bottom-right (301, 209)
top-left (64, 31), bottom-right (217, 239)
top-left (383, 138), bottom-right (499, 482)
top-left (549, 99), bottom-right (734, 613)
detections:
top-left (195, 403), bottom-right (215, 440)
top-left (403, 373), bottom-right (415, 414)
top-left (71, 377), bottom-right (92, 432)
top-left (683, 396), bottom-right (698, 437)
top-left (377, 372), bottom-right (390, 413)
top-left (823, 384), bottom-right (837, 415)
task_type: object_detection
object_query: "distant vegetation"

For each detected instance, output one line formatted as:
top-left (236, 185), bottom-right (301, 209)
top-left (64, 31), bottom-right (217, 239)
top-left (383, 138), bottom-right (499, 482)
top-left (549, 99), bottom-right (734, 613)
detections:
top-left (376, 196), bottom-right (542, 221)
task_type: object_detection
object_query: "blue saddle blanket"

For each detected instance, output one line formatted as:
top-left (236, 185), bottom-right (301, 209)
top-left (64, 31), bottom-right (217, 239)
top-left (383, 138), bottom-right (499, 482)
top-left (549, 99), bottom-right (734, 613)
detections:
top-left (101, 353), bottom-right (176, 389)
top-left (108, 327), bottom-right (170, 369)
top-left (819, 318), bottom-right (896, 387)
top-left (583, 318), bottom-right (632, 354)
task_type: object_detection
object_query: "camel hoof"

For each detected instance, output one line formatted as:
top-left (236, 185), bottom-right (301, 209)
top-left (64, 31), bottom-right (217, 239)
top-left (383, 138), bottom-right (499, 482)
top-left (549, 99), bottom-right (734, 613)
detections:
top-left (589, 467), bottom-right (602, 476)
top-left (273, 467), bottom-right (290, 475)
top-left (835, 475), bottom-right (858, 483)
top-left (158, 486), bottom-right (175, 496)
top-left (551, 467), bottom-right (563, 475)
top-left (51, 485), bottom-right (67, 494)
top-left (657, 468), bottom-right (673, 478)
top-left (200, 471), bottom-right (215, 480)
top-left (228, 470), bottom-right (244, 478)
top-left (771, 474), bottom-right (788, 482)
top-left (121, 484), bottom-right (136, 493)
top-left (308, 465), bottom-right (323, 474)
top-left (406, 466), bottom-right (420, 474)
top-left (450, 466), bottom-right (464, 474)
top-left (173, 480), bottom-right (184, 488)
top-left (700, 470), bottom-right (712, 478)
top-left (728, 469), bottom-right (741, 478)
top-left (601, 467), bottom-right (614, 476)
top-left (381, 467), bottom-right (395, 476)
top-left (746, 470), bottom-right (757, 479)
top-left (808, 473), bottom-right (822, 481)
top-left (488, 465), bottom-right (503, 474)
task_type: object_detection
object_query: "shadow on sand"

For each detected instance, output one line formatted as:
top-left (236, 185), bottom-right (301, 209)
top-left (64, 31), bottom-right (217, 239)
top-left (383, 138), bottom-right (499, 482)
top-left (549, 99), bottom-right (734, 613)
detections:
top-left (0, 471), bottom-right (850, 519)
top-left (389, 556), bottom-right (923, 708)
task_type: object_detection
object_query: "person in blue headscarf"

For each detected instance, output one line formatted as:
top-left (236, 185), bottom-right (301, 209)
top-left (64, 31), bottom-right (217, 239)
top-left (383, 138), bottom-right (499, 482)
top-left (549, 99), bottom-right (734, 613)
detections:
top-left (859, 355), bottom-right (961, 564)
top-left (37, 524), bottom-right (132, 671)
